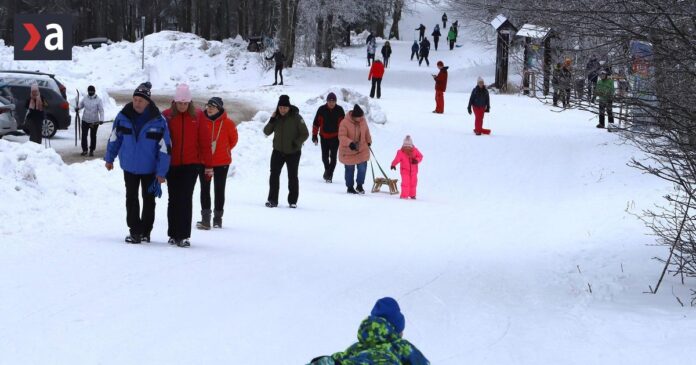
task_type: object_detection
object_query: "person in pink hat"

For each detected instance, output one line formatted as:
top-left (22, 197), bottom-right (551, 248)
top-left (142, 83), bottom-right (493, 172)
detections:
top-left (391, 135), bottom-right (423, 199)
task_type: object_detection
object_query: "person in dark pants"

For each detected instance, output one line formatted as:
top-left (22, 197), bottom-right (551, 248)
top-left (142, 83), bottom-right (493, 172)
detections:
top-left (410, 40), bottom-right (420, 61)
top-left (380, 41), bottom-right (392, 68)
top-left (338, 104), bottom-right (372, 195)
top-left (105, 82), bottom-right (172, 244)
top-left (366, 37), bottom-right (377, 67)
top-left (415, 24), bottom-right (426, 42)
top-left (368, 59), bottom-right (385, 99)
top-left (162, 84), bottom-right (213, 248)
top-left (263, 95), bottom-right (309, 208)
top-left (266, 49), bottom-right (286, 85)
top-left (77, 85), bottom-right (105, 156)
top-left (418, 37), bottom-right (431, 66)
top-left (585, 55), bottom-right (600, 103)
top-left (442, 13), bottom-right (448, 28)
top-left (431, 25), bottom-right (441, 51)
top-left (447, 25), bottom-right (457, 50)
top-left (24, 83), bottom-right (46, 144)
top-left (552, 63), bottom-right (562, 107)
top-left (197, 97), bottom-right (238, 230)
top-left (595, 70), bottom-right (615, 129)
top-left (312, 92), bottom-right (345, 183)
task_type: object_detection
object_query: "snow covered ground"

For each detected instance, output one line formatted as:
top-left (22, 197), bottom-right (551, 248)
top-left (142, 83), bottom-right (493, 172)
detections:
top-left (1, 2), bottom-right (695, 364)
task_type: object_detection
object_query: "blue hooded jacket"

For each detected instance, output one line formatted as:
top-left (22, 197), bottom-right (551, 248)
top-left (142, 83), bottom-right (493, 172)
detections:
top-left (105, 102), bottom-right (172, 177)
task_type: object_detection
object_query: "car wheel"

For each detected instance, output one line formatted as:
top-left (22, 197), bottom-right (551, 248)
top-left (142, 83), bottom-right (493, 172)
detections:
top-left (42, 117), bottom-right (57, 139)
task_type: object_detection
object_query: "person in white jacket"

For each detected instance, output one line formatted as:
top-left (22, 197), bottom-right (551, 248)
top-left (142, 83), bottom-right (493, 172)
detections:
top-left (77, 85), bottom-right (105, 156)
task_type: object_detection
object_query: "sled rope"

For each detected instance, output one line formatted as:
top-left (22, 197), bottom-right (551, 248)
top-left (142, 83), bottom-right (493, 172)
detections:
top-left (369, 146), bottom-right (390, 180)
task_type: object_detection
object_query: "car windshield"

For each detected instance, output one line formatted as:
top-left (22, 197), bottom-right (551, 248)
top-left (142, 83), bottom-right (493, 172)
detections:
top-left (0, 74), bottom-right (61, 95)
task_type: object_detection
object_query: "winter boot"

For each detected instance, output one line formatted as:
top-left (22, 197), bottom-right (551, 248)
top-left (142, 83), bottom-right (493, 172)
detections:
top-left (176, 238), bottom-right (191, 248)
top-left (265, 201), bottom-right (278, 208)
top-left (347, 186), bottom-right (358, 194)
top-left (356, 185), bottom-right (365, 194)
top-left (213, 210), bottom-right (223, 228)
top-left (596, 123), bottom-right (605, 128)
top-left (125, 234), bottom-right (142, 244)
top-left (196, 209), bottom-right (212, 230)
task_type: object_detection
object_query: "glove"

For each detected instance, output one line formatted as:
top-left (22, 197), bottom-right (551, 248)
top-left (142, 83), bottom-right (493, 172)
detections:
top-left (204, 167), bottom-right (214, 181)
top-left (391, 165), bottom-right (396, 170)
top-left (148, 179), bottom-right (162, 198)
top-left (349, 142), bottom-right (358, 151)
top-left (99, 121), bottom-right (104, 125)
top-left (486, 106), bottom-right (490, 113)
top-left (411, 158), bottom-right (418, 164)
top-left (312, 135), bottom-right (318, 144)
top-left (467, 107), bottom-right (472, 115)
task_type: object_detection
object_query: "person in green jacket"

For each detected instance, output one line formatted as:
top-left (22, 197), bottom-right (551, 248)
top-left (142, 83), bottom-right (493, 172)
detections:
top-left (447, 26), bottom-right (457, 50)
top-left (263, 94), bottom-right (309, 208)
top-left (307, 297), bottom-right (430, 365)
top-left (595, 70), bottom-right (615, 128)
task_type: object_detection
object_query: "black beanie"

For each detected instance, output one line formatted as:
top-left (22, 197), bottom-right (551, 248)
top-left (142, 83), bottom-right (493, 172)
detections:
top-left (87, 85), bottom-right (95, 92)
top-left (133, 81), bottom-right (152, 101)
top-left (278, 94), bottom-right (291, 107)
top-left (352, 104), bottom-right (364, 118)
top-left (208, 97), bottom-right (224, 110)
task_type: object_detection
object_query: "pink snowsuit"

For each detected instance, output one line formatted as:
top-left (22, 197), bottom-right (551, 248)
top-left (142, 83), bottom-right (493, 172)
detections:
top-left (391, 147), bottom-right (423, 198)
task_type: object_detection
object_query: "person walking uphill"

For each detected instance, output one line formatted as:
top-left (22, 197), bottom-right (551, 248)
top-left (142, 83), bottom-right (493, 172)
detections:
top-left (432, 61), bottom-right (448, 113)
top-left (468, 77), bottom-right (491, 135)
top-left (312, 92), bottom-right (345, 183)
top-left (105, 82), bottom-right (172, 244)
top-left (368, 59), bottom-right (385, 99)
top-left (366, 36), bottom-right (377, 67)
top-left (380, 41), bottom-right (392, 68)
top-left (442, 13), bottom-right (448, 29)
top-left (77, 85), bottom-right (105, 156)
top-left (447, 25), bottom-right (457, 50)
top-left (595, 70), bottom-right (615, 129)
top-left (264, 95), bottom-right (309, 208)
top-left (197, 97), bottom-right (238, 230)
top-left (339, 104), bottom-right (372, 195)
top-left (418, 37), bottom-right (431, 66)
top-left (431, 25), bottom-right (442, 51)
top-left (410, 40), bottom-right (419, 61)
top-left (415, 24), bottom-right (426, 42)
top-left (266, 49), bottom-right (286, 85)
top-left (25, 83), bottom-right (47, 144)
top-left (391, 136), bottom-right (423, 200)
top-left (306, 297), bottom-right (430, 365)
top-left (162, 84), bottom-right (212, 248)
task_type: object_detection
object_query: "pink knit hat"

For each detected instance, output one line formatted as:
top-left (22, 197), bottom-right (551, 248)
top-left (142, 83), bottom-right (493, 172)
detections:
top-left (402, 135), bottom-right (414, 148)
top-left (174, 83), bottom-right (192, 102)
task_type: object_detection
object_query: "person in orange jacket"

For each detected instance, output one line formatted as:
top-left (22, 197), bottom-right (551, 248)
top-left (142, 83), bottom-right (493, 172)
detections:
top-left (432, 60), bottom-right (448, 113)
top-left (196, 97), bottom-right (239, 230)
top-left (162, 84), bottom-right (213, 247)
top-left (391, 135), bottom-right (423, 199)
top-left (369, 59), bottom-right (385, 99)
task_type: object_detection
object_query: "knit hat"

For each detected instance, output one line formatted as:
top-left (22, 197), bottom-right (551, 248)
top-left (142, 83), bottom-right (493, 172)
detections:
top-left (352, 104), bottom-right (364, 118)
top-left (477, 76), bottom-right (484, 84)
top-left (327, 92), bottom-right (337, 102)
top-left (437, 60), bottom-right (444, 67)
top-left (87, 85), bottom-right (95, 92)
top-left (174, 83), bottom-right (192, 103)
top-left (371, 297), bottom-right (405, 333)
top-left (133, 81), bottom-right (152, 101)
top-left (278, 94), bottom-right (291, 107)
top-left (207, 97), bottom-right (224, 110)
top-left (402, 135), bottom-right (414, 148)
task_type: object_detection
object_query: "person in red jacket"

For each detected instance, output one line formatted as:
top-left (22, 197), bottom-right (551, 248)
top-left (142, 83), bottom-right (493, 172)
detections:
top-left (312, 92), bottom-right (345, 183)
top-left (369, 59), bottom-right (385, 99)
top-left (162, 84), bottom-right (213, 247)
top-left (432, 61), bottom-right (448, 113)
top-left (196, 97), bottom-right (239, 230)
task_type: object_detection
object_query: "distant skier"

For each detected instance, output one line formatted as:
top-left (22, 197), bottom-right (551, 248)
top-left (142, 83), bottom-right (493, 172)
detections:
top-left (380, 41), bottom-right (392, 68)
top-left (312, 92), bottom-right (345, 183)
top-left (410, 40), bottom-right (420, 61)
top-left (265, 48), bottom-right (286, 85)
top-left (367, 35), bottom-right (377, 66)
top-left (595, 70), bottom-right (615, 129)
top-left (415, 24), bottom-right (426, 42)
top-left (442, 13), bottom-right (448, 29)
top-left (105, 82), bottom-right (172, 244)
top-left (338, 104), bottom-right (372, 195)
top-left (76, 85), bottom-right (105, 156)
top-left (368, 59), bottom-right (385, 99)
top-left (306, 297), bottom-right (430, 365)
top-left (391, 136), bottom-right (423, 200)
top-left (432, 61), bottom-right (448, 113)
top-left (431, 25), bottom-right (442, 51)
top-left (447, 25), bottom-right (457, 50)
top-left (585, 55), bottom-right (600, 103)
top-left (418, 37), bottom-right (431, 67)
top-left (467, 77), bottom-right (491, 135)
top-left (263, 95), bottom-right (309, 208)
top-left (25, 83), bottom-right (46, 144)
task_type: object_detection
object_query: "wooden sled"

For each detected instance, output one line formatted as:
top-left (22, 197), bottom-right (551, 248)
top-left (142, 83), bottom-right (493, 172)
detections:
top-left (372, 177), bottom-right (399, 195)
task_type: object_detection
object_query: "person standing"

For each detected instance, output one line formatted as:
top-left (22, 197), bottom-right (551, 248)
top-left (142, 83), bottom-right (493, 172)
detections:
top-left (391, 135), bottom-right (423, 200)
top-left (410, 40), bottom-right (420, 61)
top-left (552, 62), bottom-right (562, 107)
top-left (595, 70), bottom-right (615, 129)
top-left (77, 85), bottom-right (105, 156)
top-left (433, 61), bottom-right (448, 113)
top-left (339, 104), bottom-right (372, 195)
top-left (312, 92), bottom-right (345, 183)
top-left (380, 41), bottom-right (392, 68)
top-left (366, 36), bottom-right (377, 67)
top-left (418, 37), bottom-right (431, 67)
top-left (442, 13), bottom-right (448, 29)
top-left (447, 25), bottom-right (457, 50)
top-left (105, 82), bottom-right (172, 244)
top-left (162, 84), bottom-right (212, 248)
top-left (368, 59), bottom-right (385, 99)
top-left (25, 83), bottom-right (46, 144)
top-left (197, 97), bottom-right (238, 229)
top-left (467, 77), bottom-right (491, 135)
top-left (266, 48), bottom-right (286, 85)
top-left (585, 55), bottom-right (600, 103)
top-left (559, 59), bottom-right (573, 108)
top-left (431, 25), bottom-right (442, 51)
top-left (415, 24), bottom-right (426, 42)
top-left (263, 95), bottom-right (309, 208)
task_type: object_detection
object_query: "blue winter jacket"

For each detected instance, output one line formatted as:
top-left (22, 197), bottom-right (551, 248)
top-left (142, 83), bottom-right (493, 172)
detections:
top-left (105, 102), bottom-right (172, 177)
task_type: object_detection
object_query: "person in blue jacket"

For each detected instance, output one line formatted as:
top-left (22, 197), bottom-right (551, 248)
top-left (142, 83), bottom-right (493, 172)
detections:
top-left (105, 82), bottom-right (172, 244)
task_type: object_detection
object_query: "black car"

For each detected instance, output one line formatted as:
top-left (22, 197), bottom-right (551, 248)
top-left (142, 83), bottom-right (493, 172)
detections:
top-left (0, 70), bottom-right (67, 99)
top-left (0, 83), bottom-right (70, 138)
top-left (79, 37), bottom-right (113, 49)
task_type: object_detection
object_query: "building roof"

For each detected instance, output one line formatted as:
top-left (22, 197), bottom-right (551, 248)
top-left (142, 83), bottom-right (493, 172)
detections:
top-left (516, 24), bottom-right (551, 39)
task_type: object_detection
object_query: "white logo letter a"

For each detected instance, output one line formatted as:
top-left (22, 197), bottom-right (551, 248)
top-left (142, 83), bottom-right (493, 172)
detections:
top-left (44, 23), bottom-right (63, 51)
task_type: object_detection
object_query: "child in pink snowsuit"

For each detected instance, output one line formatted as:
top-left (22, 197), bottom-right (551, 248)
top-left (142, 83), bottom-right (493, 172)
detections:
top-left (391, 135), bottom-right (423, 199)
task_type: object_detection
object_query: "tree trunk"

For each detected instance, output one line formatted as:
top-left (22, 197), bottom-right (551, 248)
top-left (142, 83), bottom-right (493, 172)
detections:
top-left (316, 16), bottom-right (324, 66)
top-left (322, 14), bottom-right (334, 68)
top-left (388, 0), bottom-right (403, 40)
top-left (286, 0), bottom-right (300, 67)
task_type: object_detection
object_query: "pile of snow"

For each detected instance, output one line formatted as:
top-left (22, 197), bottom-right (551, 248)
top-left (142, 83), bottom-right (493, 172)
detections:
top-left (304, 87), bottom-right (388, 124)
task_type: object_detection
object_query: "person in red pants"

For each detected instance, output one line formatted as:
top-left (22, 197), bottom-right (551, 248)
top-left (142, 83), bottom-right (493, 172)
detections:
top-left (467, 77), bottom-right (491, 135)
top-left (432, 61), bottom-right (448, 113)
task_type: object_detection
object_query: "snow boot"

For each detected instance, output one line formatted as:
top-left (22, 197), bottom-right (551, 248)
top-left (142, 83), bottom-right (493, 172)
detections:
top-left (596, 123), bottom-right (605, 128)
top-left (80, 151), bottom-right (87, 156)
top-left (356, 185), bottom-right (365, 194)
top-left (289, 204), bottom-right (297, 209)
top-left (168, 237), bottom-right (176, 245)
top-left (125, 234), bottom-right (142, 244)
top-left (89, 151), bottom-right (94, 157)
top-left (347, 186), bottom-right (358, 194)
top-left (213, 210), bottom-right (223, 228)
top-left (265, 201), bottom-right (278, 208)
top-left (176, 238), bottom-right (191, 248)
top-left (272, 82), bottom-right (278, 86)
top-left (196, 209), bottom-right (212, 230)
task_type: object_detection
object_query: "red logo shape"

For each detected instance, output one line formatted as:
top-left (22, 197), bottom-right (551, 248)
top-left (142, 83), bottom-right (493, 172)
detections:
top-left (22, 23), bottom-right (40, 51)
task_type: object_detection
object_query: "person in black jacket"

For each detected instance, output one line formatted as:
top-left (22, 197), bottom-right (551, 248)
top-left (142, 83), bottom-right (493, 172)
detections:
top-left (24, 83), bottom-right (47, 144)
top-left (410, 40), bottom-right (419, 61)
top-left (312, 92), bottom-right (346, 183)
top-left (266, 49), bottom-right (286, 85)
top-left (431, 25), bottom-right (442, 51)
top-left (552, 63), bottom-right (562, 107)
top-left (418, 37), bottom-right (431, 67)
top-left (380, 41), bottom-right (392, 68)
top-left (442, 13), bottom-right (448, 29)
top-left (467, 77), bottom-right (491, 135)
top-left (415, 24), bottom-right (426, 42)
top-left (585, 55), bottom-right (600, 103)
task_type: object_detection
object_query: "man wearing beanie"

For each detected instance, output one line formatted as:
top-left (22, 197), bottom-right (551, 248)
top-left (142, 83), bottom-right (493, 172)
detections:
top-left (307, 297), bottom-right (430, 365)
top-left (76, 85), bottom-right (105, 156)
top-left (432, 61), bottom-right (448, 113)
top-left (263, 94), bottom-right (309, 208)
top-left (105, 81), bottom-right (172, 244)
top-left (312, 92), bottom-right (345, 183)
top-left (338, 104), bottom-right (372, 194)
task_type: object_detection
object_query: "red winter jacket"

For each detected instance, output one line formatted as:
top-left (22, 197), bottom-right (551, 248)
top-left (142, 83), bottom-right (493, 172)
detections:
top-left (163, 104), bottom-right (213, 168)
top-left (369, 61), bottom-right (385, 80)
top-left (435, 66), bottom-right (449, 92)
top-left (203, 110), bottom-right (239, 167)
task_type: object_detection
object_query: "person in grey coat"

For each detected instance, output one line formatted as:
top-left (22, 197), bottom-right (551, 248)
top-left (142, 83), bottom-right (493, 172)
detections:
top-left (77, 85), bottom-right (105, 156)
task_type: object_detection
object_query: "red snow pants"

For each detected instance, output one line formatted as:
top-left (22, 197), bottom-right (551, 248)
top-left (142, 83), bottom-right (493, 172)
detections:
top-left (473, 106), bottom-right (490, 135)
top-left (435, 91), bottom-right (445, 113)
top-left (400, 169), bottom-right (418, 198)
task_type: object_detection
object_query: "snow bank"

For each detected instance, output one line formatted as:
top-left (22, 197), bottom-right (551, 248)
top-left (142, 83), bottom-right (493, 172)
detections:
top-left (304, 87), bottom-right (388, 124)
